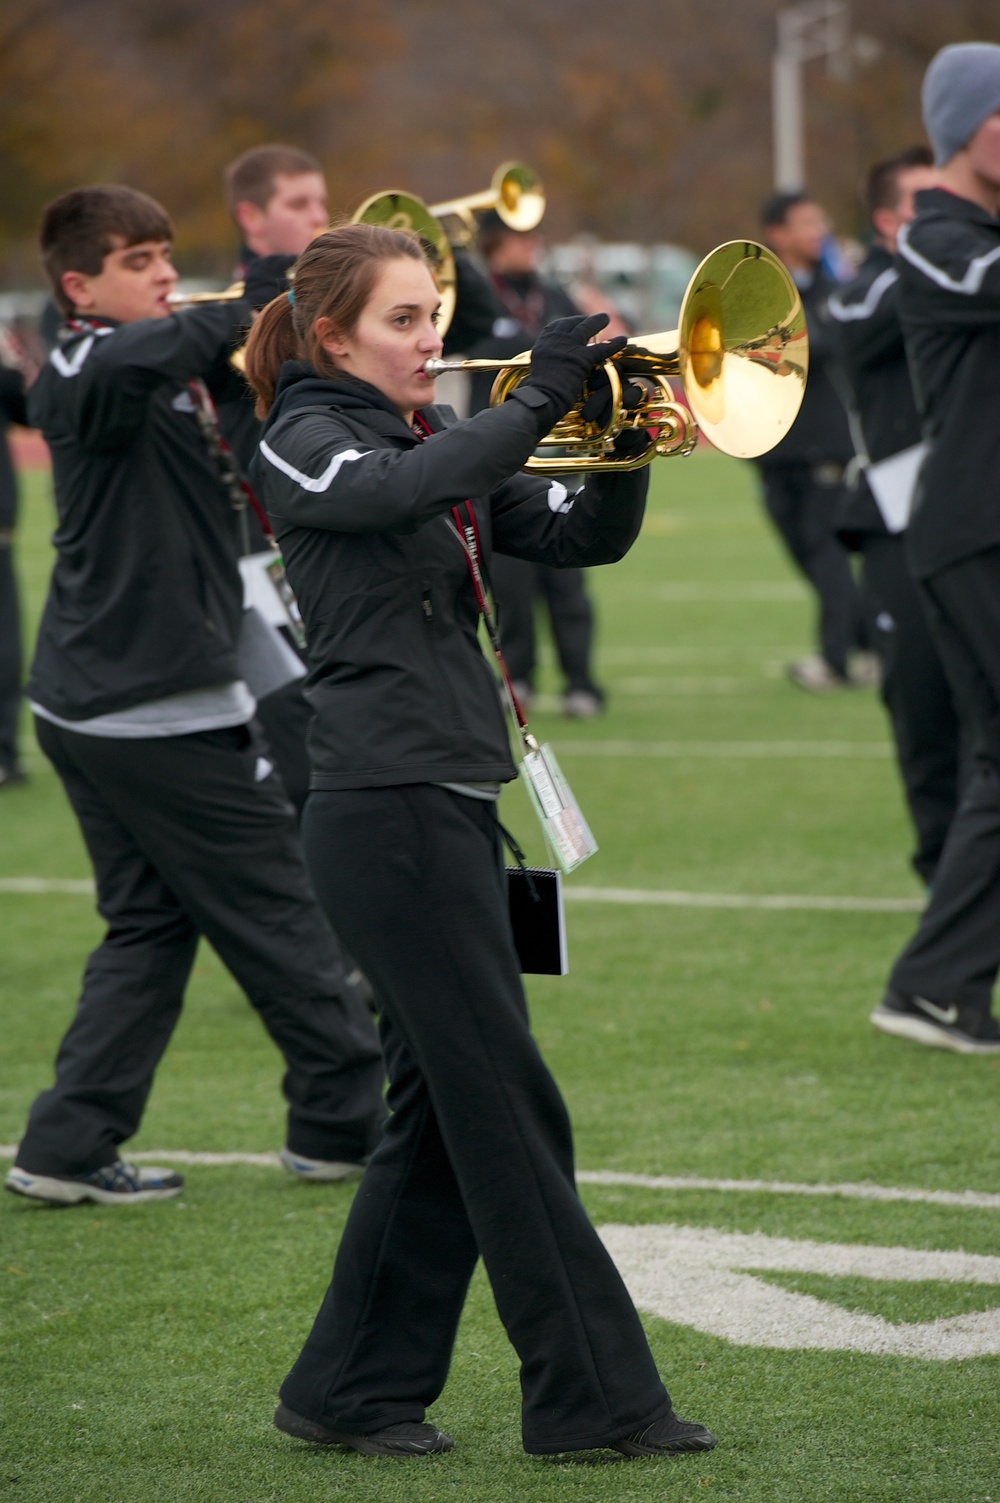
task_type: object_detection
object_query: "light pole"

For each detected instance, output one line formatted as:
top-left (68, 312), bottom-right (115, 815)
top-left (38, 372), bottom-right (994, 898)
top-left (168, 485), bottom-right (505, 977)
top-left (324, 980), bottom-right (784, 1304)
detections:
top-left (772, 1), bottom-right (851, 191)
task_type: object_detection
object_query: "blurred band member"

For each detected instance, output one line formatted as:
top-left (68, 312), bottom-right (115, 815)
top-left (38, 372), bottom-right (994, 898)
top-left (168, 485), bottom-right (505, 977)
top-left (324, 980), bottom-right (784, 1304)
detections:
top-left (5, 186), bottom-right (384, 1207)
top-left (830, 148), bottom-right (964, 884)
top-left (757, 192), bottom-right (871, 692)
top-left (466, 211), bottom-right (610, 718)
top-left (871, 45), bottom-right (1000, 1053)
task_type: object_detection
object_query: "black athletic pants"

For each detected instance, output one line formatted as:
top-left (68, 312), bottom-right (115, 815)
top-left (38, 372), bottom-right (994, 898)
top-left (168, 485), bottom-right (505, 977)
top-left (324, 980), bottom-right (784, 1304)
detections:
top-left (890, 547), bottom-right (1000, 1016)
top-left (17, 719), bottom-right (385, 1176)
top-left (758, 463), bottom-right (863, 677)
top-left (286, 785), bottom-right (670, 1453)
top-left (0, 532), bottom-right (21, 770)
top-left (861, 533), bottom-right (963, 884)
top-left (491, 554), bottom-right (601, 696)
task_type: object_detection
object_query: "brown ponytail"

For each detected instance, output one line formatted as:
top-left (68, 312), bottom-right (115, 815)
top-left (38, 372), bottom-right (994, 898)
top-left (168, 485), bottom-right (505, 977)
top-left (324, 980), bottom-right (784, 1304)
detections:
top-left (243, 222), bottom-right (426, 419)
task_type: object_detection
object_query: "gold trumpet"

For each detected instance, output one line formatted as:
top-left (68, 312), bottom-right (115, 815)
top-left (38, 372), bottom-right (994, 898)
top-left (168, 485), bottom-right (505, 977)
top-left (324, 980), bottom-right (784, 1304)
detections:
top-left (424, 241), bottom-right (808, 472)
top-left (353, 162), bottom-right (544, 336)
top-left (167, 281), bottom-right (247, 309)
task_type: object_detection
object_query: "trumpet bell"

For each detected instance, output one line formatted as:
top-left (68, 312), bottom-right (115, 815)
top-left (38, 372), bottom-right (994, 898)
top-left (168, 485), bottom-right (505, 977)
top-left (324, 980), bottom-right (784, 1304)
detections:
top-left (491, 161), bottom-right (545, 233)
top-left (677, 241), bottom-right (808, 459)
top-left (352, 191), bottom-right (457, 335)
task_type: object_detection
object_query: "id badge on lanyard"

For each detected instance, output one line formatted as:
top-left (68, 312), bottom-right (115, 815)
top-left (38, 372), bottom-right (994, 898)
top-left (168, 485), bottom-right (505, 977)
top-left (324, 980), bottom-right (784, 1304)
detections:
top-left (447, 499), bottom-right (599, 874)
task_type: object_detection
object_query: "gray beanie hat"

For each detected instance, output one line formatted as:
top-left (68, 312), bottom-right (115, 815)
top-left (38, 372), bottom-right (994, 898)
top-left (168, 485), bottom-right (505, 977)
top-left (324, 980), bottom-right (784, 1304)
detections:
top-left (923, 42), bottom-right (1000, 166)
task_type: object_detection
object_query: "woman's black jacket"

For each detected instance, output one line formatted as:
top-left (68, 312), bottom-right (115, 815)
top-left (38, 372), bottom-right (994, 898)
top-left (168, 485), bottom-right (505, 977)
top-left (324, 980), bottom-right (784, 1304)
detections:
top-left (252, 363), bottom-right (648, 791)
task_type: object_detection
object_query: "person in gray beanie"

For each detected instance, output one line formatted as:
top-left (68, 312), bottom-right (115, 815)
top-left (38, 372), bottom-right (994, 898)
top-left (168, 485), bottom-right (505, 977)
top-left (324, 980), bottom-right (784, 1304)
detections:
top-left (922, 41), bottom-right (1000, 167)
top-left (869, 43), bottom-right (1000, 1054)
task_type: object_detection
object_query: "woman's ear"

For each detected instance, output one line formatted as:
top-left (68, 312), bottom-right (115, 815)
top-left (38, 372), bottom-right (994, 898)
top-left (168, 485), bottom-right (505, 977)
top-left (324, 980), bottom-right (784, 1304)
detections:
top-left (315, 315), bottom-right (349, 359)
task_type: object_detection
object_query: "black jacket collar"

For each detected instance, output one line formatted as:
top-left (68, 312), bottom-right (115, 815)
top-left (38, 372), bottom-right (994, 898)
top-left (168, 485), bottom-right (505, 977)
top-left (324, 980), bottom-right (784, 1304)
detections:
top-left (914, 186), bottom-right (1000, 228)
top-left (266, 361), bottom-right (430, 443)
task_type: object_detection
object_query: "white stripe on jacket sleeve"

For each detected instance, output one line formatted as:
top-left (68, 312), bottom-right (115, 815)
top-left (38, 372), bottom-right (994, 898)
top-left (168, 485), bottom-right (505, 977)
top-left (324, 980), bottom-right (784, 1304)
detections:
top-left (259, 438), bottom-right (373, 493)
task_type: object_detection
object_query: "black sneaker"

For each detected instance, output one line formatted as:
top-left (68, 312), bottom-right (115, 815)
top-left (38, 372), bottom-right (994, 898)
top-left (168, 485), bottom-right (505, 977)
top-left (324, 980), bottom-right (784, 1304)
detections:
top-left (870, 989), bottom-right (1000, 1054)
top-left (274, 1402), bottom-right (453, 1457)
top-left (5, 1159), bottom-right (184, 1205)
top-left (612, 1410), bottom-right (717, 1457)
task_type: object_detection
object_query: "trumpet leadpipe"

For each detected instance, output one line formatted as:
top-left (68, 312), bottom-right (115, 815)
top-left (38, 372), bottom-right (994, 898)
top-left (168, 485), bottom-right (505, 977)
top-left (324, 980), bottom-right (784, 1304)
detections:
top-left (423, 355), bottom-right (530, 377)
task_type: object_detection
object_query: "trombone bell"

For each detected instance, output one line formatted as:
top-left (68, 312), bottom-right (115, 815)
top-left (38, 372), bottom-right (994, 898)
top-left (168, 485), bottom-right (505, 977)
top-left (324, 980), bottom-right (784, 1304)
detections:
top-left (431, 161), bottom-right (545, 243)
top-left (423, 241), bottom-right (808, 471)
top-left (352, 191), bottom-right (457, 335)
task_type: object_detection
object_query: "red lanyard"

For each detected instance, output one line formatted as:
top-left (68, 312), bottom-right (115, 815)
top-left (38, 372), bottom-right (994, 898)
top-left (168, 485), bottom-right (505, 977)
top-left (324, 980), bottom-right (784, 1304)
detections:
top-left (411, 411), bottom-right (530, 738)
top-left (186, 378), bottom-right (276, 544)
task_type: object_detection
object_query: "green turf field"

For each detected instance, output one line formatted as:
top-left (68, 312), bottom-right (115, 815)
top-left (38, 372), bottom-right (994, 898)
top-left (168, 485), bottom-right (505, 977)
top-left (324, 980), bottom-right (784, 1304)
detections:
top-left (2, 454), bottom-right (998, 1502)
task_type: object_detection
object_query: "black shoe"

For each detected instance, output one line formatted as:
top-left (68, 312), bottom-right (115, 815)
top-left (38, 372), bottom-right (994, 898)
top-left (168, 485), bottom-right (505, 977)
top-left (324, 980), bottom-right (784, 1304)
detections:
top-left (5, 1159), bottom-right (184, 1205)
top-left (0, 762), bottom-right (27, 790)
top-left (870, 989), bottom-right (1000, 1054)
top-left (274, 1402), bottom-right (453, 1456)
top-left (612, 1410), bottom-right (717, 1457)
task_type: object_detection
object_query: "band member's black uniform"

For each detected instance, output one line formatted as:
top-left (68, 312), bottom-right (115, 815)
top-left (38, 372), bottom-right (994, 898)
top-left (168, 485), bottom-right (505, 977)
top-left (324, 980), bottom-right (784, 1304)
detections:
top-left (755, 260), bottom-right (862, 685)
top-left (247, 225), bottom-right (715, 1457)
top-left (8, 290), bottom-right (385, 1201)
top-left (873, 184), bottom-right (1000, 1050)
top-left (830, 244), bottom-right (963, 881)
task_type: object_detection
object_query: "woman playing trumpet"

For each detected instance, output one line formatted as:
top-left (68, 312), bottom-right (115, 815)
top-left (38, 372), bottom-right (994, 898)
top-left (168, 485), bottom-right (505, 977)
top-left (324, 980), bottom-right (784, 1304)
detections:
top-left (244, 222), bottom-right (716, 1461)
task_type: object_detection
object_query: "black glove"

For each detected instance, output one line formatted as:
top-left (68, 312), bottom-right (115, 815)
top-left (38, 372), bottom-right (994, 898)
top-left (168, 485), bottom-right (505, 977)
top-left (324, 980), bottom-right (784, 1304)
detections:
top-left (244, 253), bottom-right (297, 312)
top-left (579, 367), bottom-right (651, 457)
top-left (518, 313), bottom-right (627, 423)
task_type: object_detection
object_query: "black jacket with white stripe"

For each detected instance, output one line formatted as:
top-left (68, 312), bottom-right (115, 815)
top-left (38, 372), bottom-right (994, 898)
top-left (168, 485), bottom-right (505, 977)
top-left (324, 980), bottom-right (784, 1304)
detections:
top-left (829, 245), bottom-right (924, 546)
top-left (27, 304), bottom-right (252, 719)
top-left (896, 187), bottom-right (1000, 579)
top-left (252, 363), bottom-right (647, 790)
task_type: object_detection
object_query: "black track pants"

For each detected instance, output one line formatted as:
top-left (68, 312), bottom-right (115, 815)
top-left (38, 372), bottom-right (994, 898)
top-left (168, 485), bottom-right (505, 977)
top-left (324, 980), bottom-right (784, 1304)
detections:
top-left (861, 533), bottom-right (963, 883)
top-left (890, 547), bottom-right (1000, 1014)
top-left (491, 554), bottom-right (600, 695)
top-left (285, 784), bottom-right (670, 1453)
top-left (758, 464), bottom-right (863, 676)
top-left (17, 719), bottom-right (385, 1176)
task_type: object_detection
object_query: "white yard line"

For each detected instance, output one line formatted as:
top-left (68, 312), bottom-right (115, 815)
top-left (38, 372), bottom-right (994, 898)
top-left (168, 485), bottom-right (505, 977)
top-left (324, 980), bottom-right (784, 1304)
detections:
top-left (557, 740), bottom-right (893, 758)
top-left (0, 877), bottom-right (94, 893)
top-left (565, 887), bottom-right (923, 913)
top-left (0, 878), bottom-right (921, 911)
top-left (577, 1170), bottom-right (1000, 1211)
top-left (1, 1146), bottom-right (996, 1209)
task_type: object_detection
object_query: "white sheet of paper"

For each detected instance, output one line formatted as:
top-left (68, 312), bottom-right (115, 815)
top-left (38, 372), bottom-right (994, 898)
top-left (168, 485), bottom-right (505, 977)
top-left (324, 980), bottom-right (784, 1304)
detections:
top-left (239, 551), bottom-right (290, 626)
top-left (866, 442), bottom-right (929, 534)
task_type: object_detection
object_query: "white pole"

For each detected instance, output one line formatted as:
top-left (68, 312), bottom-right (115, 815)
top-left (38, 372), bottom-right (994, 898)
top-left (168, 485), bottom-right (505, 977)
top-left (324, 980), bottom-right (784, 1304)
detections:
top-left (772, 50), bottom-right (804, 191)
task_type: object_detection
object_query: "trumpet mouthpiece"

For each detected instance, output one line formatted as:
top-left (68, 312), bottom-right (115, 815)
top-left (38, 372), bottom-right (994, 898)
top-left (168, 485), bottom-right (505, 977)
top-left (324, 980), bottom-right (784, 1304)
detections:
top-left (423, 358), bottom-right (450, 376)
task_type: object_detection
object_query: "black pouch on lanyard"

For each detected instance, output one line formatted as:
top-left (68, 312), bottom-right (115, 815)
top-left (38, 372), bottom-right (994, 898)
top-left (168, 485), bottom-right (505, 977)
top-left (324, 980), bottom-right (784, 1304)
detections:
top-left (506, 865), bottom-right (568, 976)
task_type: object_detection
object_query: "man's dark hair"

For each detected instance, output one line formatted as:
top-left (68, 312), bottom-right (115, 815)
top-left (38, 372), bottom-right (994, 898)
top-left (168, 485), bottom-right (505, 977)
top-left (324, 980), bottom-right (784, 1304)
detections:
top-left (477, 207), bottom-right (533, 261)
top-left (864, 145), bottom-right (934, 221)
top-left (223, 144), bottom-right (323, 216)
top-left (759, 190), bottom-right (814, 228)
top-left (40, 185), bottom-right (173, 314)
